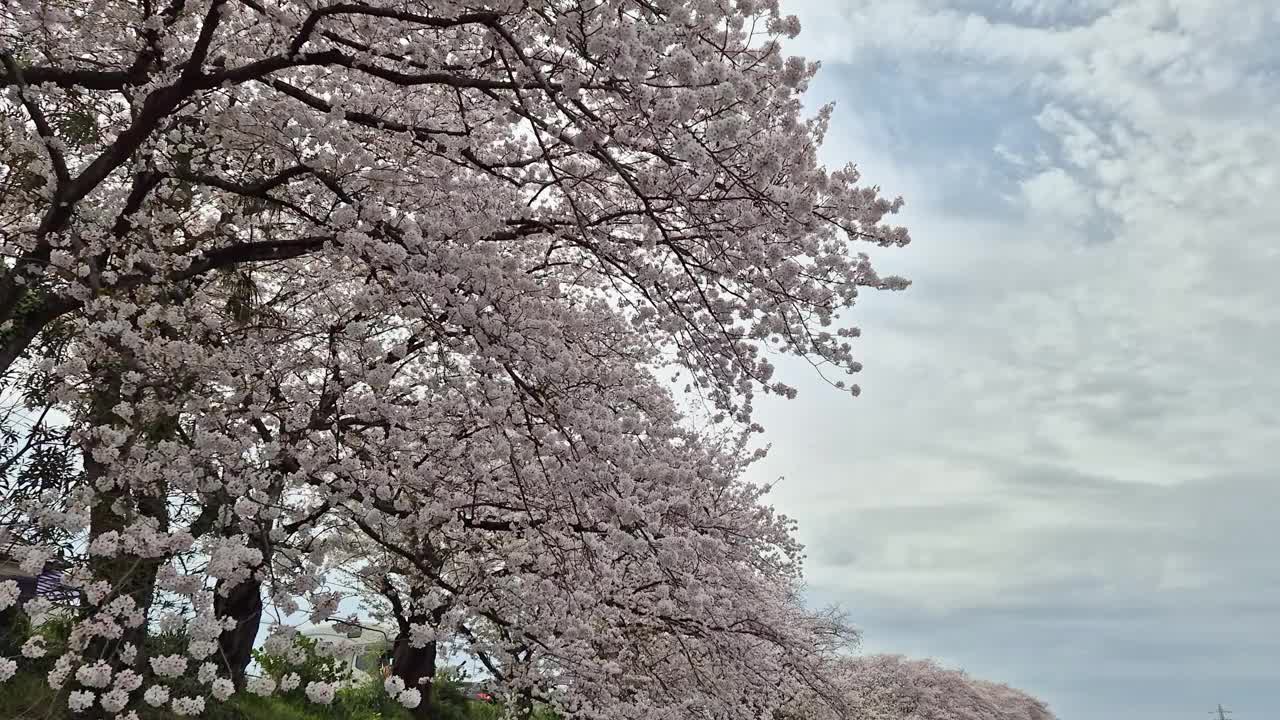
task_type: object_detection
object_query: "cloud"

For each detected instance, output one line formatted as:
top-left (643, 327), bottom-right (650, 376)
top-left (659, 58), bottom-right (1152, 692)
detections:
top-left (1018, 167), bottom-right (1093, 229)
top-left (759, 1), bottom-right (1280, 717)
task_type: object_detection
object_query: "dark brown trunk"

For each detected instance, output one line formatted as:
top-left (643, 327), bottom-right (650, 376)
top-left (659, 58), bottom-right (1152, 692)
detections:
top-left (213, 576), bottom-right (263, 688)
top-left (0, 606), bottom-right (19, 656)
top-left (391, 634), bottom-right (438, 720)
top-left (82, 363), bottom-right (164, 673)
top-left (84, 461), bottom-right (164, 664)
top-left (376, 549), bottom-right (452, 720)
top-left (82, 437), bottom-right (163, 720)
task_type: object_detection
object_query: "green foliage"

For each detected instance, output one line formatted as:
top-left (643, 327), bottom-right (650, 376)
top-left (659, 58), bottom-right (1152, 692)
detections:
top-left (146, 627), bottom-right (195, 657)
top-left (0, 605), bottom-right (72, 672)
top-left (332, 680), bottom-right (414, 720)
top-left (225, 677), bottom-right (418, 720)
top-left (352, 638), bottom-right (390, 676)
top-left (0, 614), bottom-right (553, 720)
top-left (53, 107), bottom-right (100, 149)
top-left (0, 668), bottom-right (569, 720)
top-left (466, 702), bottom-right (506, 720)
top-left (0, 618), bottom-right (551, 720)
top-left (429, 670), bottom-right (475, 720)
top-left (0, 606), bottom-right (23, 656)
top-left (229, 693), bottom-right (335, 720)
top-left (253, 634), bottom-right (353, 702)
top-left (0, 666), bottom-right (63, 719)
top-left (0, 300), bottom-right (81, 526)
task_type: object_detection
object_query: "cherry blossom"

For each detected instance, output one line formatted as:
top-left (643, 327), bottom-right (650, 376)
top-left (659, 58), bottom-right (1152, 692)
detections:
top-left (245, 675), bottom-right (276, 697)
top-left (398, 688), bottom-right (423, 709)
top-left (0, 0), bottom-right (908, 407)
top-left (304, 680), bottom-right (337, 706)
top-left (67, 689), bottom-right (96, 713)
top-left (813, 654), bottom-right (1057, 720)
top-left (142, 685), bottom-right (170, 708)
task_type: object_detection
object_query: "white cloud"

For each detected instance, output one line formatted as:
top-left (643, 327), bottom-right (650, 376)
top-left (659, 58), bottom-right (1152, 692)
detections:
top-left (1019, 167), bottom-right (1092, 227)
top-left (762, 1), bottom-right (1280, 716)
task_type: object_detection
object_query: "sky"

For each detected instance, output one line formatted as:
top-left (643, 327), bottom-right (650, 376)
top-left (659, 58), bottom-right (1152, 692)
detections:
top-left (749, 2), bottom-right (1280, 719)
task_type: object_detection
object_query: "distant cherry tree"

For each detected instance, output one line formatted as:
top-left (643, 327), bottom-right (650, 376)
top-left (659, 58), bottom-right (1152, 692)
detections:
top-left (821, 654), bottom-right (1057, 720)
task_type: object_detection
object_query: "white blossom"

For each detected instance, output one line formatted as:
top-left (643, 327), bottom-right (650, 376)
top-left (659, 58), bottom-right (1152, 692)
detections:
top-left (75, 661), bottom-right (113, 688)
top-left (305, 681), bottom-right (336, 705)
top-left (212, 678), bottom-right (235, 701)
top-left (100, 688), bottom-right (130, 713)
top-left (171, 696), bottom-right (206, 716)
top-left (67, 690), bottom-right (95, 713)
top-left (398, 688), bottom-right (422, 709)
top-left (384, 676), bottom-right (406, 696)
top-left (21, 635), bottom-right (47, 658)
top-left (246, 676), bottom-right (276, 697)
top-left (0, 580), bottom-right (18, 611)
top-left (143, 685), bottom-right (170, 707)
top-left (149, 655), bottom-right (187, 679)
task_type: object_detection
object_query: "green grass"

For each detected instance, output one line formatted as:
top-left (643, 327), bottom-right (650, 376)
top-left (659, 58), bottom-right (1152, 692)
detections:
top-left (0, 672), bottom-right (507, 720)
top-left (227, 694), bottom-right (338, 720)
top-left (0, 669), bottom-right (62, 719)
top-left (0, 619), bottom-right (510, 720)
top-left (0, 673), bottom-right (411, 720)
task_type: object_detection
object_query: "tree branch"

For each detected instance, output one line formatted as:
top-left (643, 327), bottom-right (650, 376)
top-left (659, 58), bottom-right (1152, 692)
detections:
top-left (0, 66), bottom-right (131, 90)
top-left (289, 5), bottom-right (500, 56)
top-left (0, 53), bottom-right (70, 187)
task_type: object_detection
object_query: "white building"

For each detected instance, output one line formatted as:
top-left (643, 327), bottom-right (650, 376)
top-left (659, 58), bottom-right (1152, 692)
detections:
top-left (297, 621), bottom-right (396, 686)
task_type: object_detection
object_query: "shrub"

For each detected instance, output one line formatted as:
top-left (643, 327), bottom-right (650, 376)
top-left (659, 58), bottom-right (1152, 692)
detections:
top-left (0, 667), bottom-right (63, 719)
top-left (334, 679), bottom-right (414, 720)
top-left (253, 633), bottom-right (353, 701)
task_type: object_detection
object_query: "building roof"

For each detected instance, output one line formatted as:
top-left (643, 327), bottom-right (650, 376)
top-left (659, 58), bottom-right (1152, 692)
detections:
top-left (298, 621), bottom-right (394, 651)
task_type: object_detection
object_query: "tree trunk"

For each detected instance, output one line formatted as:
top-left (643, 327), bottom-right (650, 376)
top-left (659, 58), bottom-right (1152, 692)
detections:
top-left (84, 458), bottom-right (164, 663)
top-left (214, 576), bottom-right (263, 688)
top-left (0, 606), bottom-right (20, 656)
top-left (391, 633), bottom-right (439, 720)
top-left (82, 454), bottom-right (163, 720)
top-left (82, 362), bottom-right (164, 668)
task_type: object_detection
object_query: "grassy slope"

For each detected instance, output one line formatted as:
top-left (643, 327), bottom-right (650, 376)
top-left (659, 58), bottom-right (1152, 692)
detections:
top-left (0, 672), bottom-right (417, 720)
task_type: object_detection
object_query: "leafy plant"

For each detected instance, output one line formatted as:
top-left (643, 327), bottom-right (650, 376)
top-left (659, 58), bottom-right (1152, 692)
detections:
top-left (335, 679), bottom-right (414, 720)
top-left (254, 634), bottom-right (353, 700)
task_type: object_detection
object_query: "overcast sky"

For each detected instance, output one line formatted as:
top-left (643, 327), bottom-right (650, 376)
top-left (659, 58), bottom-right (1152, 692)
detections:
top-left (754, 2), bottom-right (1280, 718)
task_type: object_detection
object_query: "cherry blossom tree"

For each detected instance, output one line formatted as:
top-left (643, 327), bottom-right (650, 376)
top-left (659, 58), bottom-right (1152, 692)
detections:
top-left (0, 0), bottom-right (908, 408)
top-left (309, 331), bottom-right (857, 719)
top-left (815, 654), bottom-right (1057, 720)
top-left (4, 269), bottom-right (861, 718)
top-left (0, 0), bottom-right (917, 718)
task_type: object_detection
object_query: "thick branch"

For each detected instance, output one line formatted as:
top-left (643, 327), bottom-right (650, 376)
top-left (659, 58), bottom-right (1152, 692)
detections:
top-left (289, 5), bottom-right (500, 55)
top-left (0, 53), bottom-right (70, 187)
top-left (0, 66), bottom-right (132, 90)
